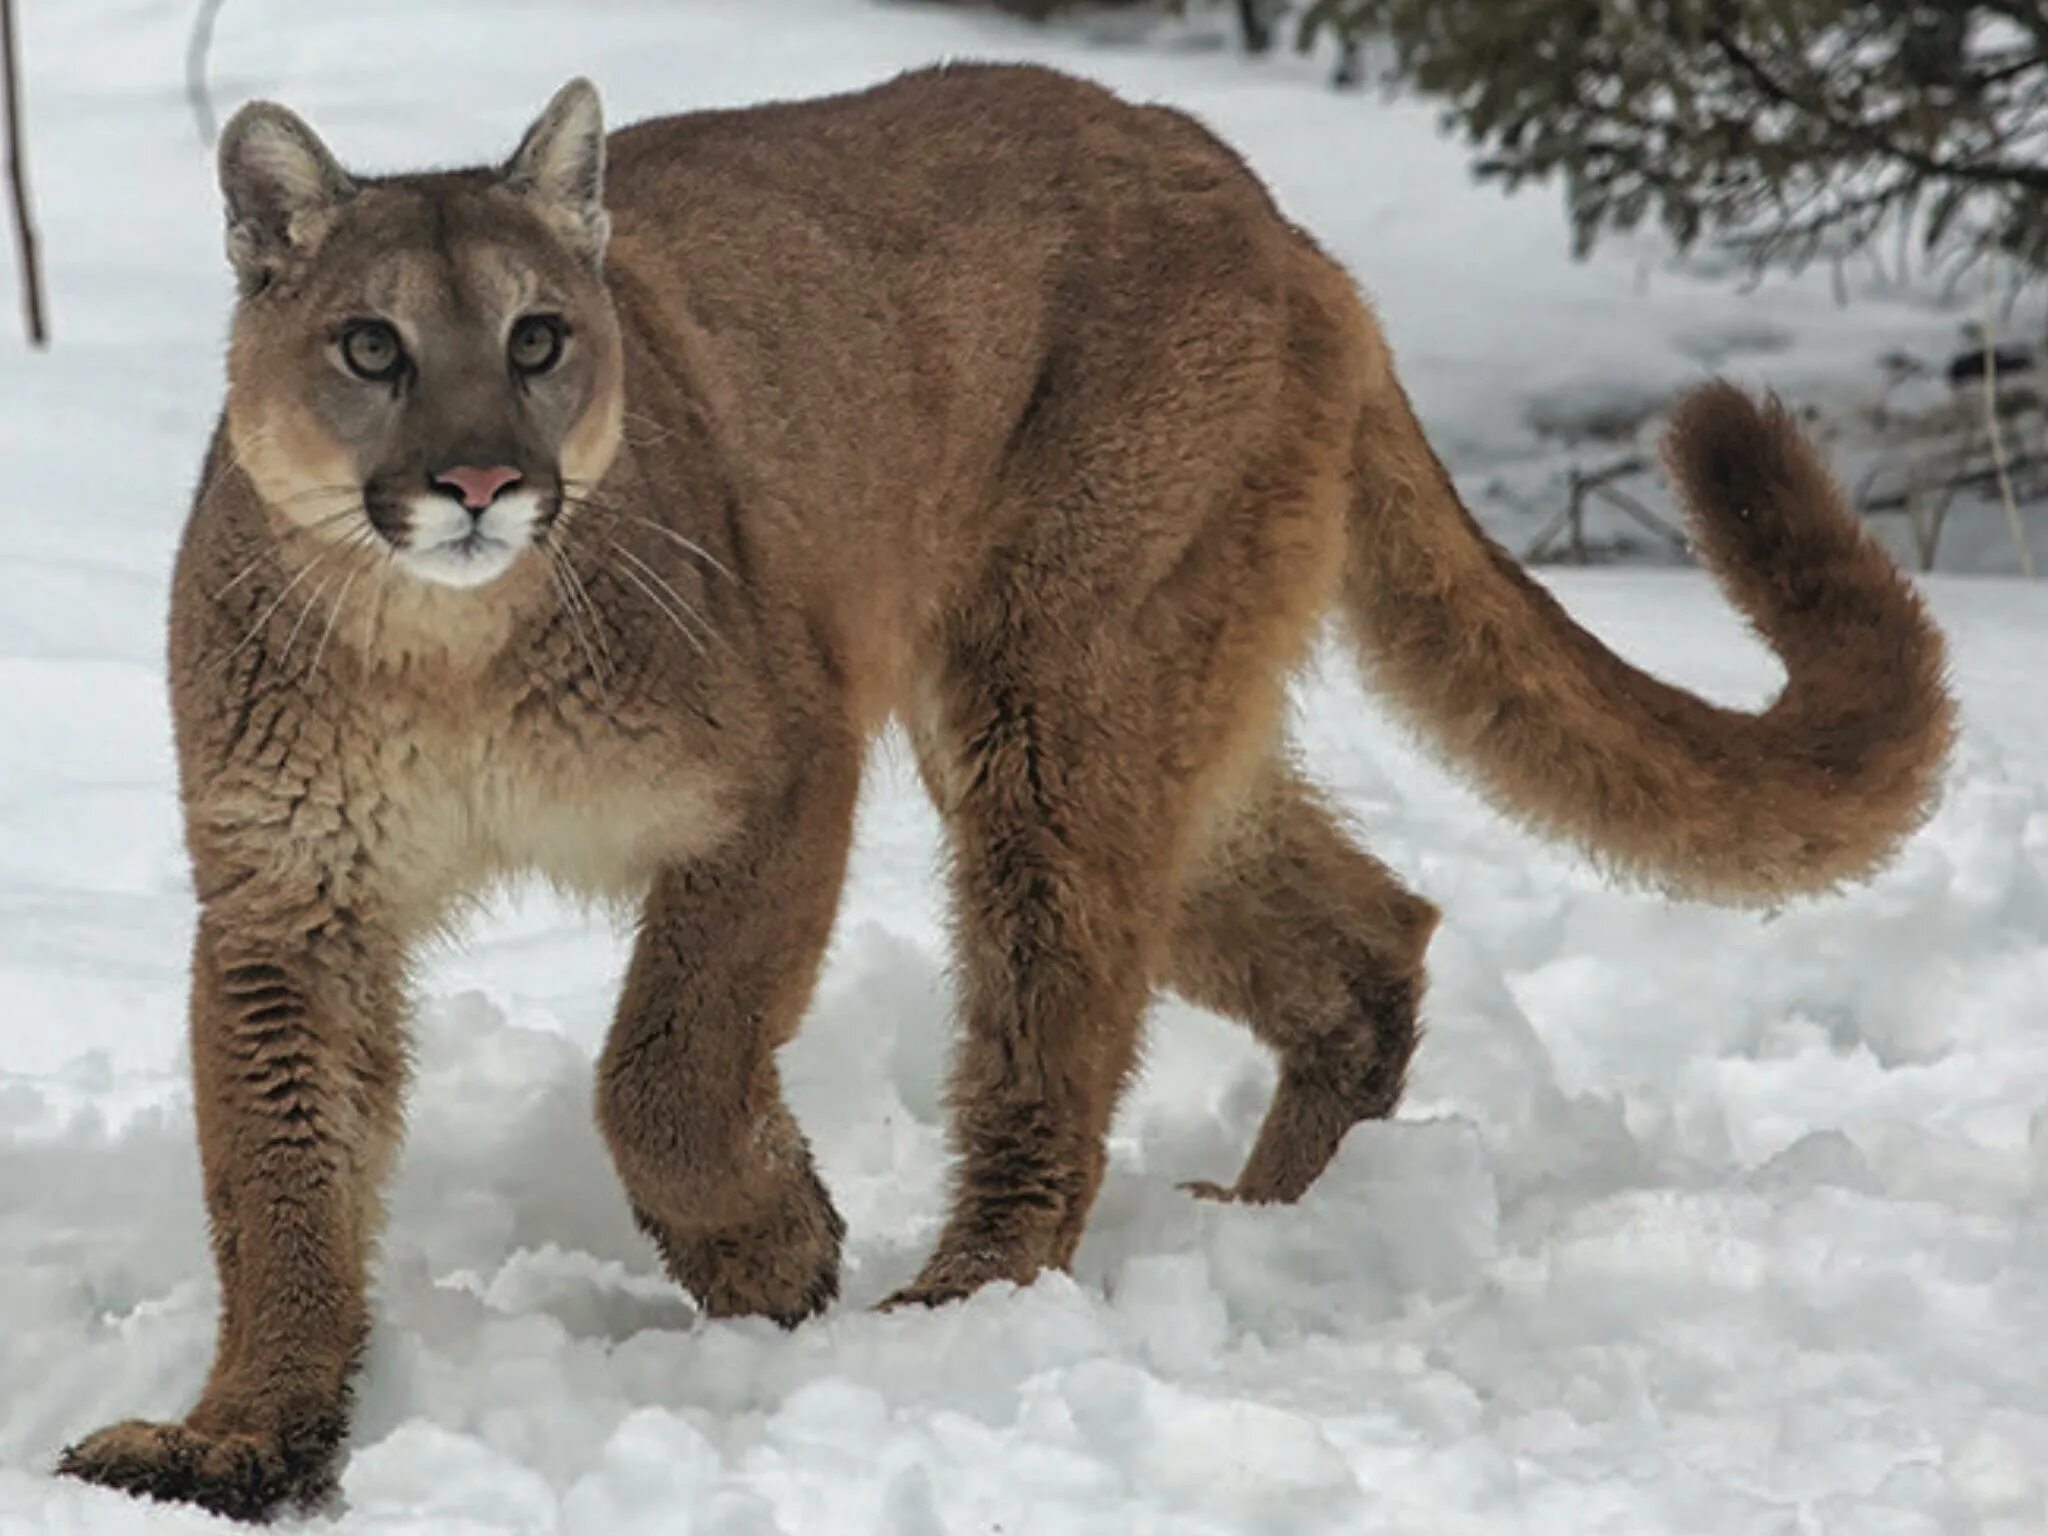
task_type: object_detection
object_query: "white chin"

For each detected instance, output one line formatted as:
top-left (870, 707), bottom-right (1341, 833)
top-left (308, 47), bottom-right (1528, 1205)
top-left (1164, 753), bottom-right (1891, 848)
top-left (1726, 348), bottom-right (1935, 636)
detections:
top-left (396, 488), bottom-right (542, 589)
top-left (398, 536), bottom-right (523, 589)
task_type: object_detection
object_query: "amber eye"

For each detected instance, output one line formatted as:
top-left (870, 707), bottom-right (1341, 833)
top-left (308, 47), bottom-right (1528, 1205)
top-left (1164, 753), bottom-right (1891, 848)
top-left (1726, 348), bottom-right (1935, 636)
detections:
top-left (509, 314), bottom-right (566, 376)
top-left (339, 319), bottom-right (405, 382)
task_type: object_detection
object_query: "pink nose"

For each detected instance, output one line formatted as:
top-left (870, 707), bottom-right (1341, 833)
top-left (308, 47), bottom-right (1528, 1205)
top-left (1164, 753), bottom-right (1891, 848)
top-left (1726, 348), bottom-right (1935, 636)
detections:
top-left (432, 464), bottom-right (524, 511)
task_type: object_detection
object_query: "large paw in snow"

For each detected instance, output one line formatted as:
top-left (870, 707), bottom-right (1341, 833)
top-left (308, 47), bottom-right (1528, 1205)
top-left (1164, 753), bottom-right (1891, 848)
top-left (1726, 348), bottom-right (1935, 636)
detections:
top-left (648, 1162), bottom-right (847, 1327)
top-left (1179, 1177), bottom-right (1298, 1204)
top-left (56, 1411), bottom-right (343, 1522)
top-left (876, 1275), bottom-right (980, 1311)
top-left (877, 1247), bottom-right (1044, 1311)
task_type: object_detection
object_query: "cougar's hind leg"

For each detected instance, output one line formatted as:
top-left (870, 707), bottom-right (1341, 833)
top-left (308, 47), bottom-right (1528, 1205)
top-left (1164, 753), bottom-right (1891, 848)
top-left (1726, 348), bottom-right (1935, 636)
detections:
top-left (889, 551), bottom-right (1333, 1302)
top-left (1170, 765), bottom-right (1439, 1203)
top-left (888, 254), bottom-right (1362, 1300)
top-left (886, 641), bottom-right (1178, 1307)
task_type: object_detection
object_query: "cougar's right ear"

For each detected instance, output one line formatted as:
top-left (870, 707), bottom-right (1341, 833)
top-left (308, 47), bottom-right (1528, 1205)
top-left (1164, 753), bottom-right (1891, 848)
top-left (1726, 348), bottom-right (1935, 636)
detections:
top-left (217, 101), bottom-right (356, 295)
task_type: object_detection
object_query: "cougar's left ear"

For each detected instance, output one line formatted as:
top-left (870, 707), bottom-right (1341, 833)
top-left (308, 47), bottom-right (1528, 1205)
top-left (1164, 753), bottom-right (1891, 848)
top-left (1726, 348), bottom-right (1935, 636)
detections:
top-left (504, 77), bottom-right (610, 269)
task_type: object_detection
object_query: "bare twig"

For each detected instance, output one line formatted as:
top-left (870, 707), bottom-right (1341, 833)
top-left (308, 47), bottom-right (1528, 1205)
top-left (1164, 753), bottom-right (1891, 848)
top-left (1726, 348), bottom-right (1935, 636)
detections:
top-left (1588, 480), bottom-right (1688, 552)
top-left (1981, 253), bottom-right (2036, 575)
top-left (185, 0), bottom-right (227, 147)
top-left (1524, 470), bottom-right (1587, 563)
top-left (1524, 455), bottom-right (1675, 564)
top-left (1236, 0), bottom-right (1272, 54)
top-left (1860, 450), bottom-right (2048, 514)
top-left (1, 0), bottom-right (46, 347)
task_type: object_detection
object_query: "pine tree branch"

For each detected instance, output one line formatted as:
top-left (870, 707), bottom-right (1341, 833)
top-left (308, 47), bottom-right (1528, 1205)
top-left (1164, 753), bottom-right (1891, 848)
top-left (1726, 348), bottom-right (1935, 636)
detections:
top-left (1975, 0), bottom-right (2048, 57)
top-left (1707, 22), bottom-right (2048, 194)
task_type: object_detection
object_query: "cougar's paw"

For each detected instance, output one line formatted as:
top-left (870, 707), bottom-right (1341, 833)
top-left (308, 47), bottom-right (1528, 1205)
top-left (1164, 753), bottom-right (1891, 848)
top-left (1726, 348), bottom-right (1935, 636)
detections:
top-left (876, 1274), bottom-right (974, 1312)
top-left (648, 1165), bottom-right (847, 1328)
top-left (877, 1246), bottom-right (1046, 1312)
top-left (1181, 1174), bottom-right (1304, 1206)
top-left (57, 1410), bottom-right (344, 1522)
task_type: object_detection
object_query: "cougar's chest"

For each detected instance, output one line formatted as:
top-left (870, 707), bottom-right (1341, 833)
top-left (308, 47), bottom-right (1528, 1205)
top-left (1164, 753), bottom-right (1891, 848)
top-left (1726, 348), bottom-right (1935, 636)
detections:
top-left (344, 679), bottom-right (730, 911)
top-left (469, 725), bottom-right (727, 897)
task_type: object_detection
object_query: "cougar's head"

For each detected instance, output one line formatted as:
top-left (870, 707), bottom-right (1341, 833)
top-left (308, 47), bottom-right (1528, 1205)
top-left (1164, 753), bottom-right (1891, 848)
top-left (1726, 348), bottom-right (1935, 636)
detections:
top-left (216, 79), bottom-right (624, 590)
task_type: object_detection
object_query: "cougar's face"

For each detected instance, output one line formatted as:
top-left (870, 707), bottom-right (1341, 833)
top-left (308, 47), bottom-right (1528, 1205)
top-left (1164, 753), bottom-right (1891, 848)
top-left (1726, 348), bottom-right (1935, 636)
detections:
top-left (216, 81), bottom-right (622, 591)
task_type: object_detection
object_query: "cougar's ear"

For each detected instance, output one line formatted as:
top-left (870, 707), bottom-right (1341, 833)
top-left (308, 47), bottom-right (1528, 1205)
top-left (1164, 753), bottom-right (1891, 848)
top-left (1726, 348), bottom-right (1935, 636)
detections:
top-left (217, 101), bottom-right (356, 296)
top-left (504, 77), bottom-right (609, 268)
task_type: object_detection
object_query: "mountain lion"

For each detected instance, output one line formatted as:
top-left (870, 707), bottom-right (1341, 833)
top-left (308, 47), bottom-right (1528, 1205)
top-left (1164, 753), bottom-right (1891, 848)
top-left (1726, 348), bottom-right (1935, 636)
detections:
top-left (57, 65), bottom-right (1953, 1519)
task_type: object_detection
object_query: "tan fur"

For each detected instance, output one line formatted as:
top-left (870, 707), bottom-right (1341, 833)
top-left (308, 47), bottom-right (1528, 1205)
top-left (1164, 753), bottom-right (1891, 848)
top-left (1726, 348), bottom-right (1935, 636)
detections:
top-left (58, 65), bottom-right (1953, 1520)
top-left (1345, 375), bottom-right (1955, 903)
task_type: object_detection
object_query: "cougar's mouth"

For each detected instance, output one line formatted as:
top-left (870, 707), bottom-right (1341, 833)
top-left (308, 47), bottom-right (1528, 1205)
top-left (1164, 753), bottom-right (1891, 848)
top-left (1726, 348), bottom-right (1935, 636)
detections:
top-left (394, 486), bottom-right (546, 590)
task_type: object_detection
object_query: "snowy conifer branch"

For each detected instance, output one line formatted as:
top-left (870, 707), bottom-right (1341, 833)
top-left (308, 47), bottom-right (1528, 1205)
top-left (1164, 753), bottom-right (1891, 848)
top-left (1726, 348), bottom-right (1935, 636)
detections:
top-left (1291, 0), bottom-right (2048, 282)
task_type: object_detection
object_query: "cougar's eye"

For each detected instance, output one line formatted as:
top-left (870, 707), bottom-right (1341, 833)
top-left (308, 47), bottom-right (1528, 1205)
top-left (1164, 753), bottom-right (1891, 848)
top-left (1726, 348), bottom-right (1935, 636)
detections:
top-left (339, 320), bottom-right (405, 383)
top-left (509, 313), bottom-right (566, 376)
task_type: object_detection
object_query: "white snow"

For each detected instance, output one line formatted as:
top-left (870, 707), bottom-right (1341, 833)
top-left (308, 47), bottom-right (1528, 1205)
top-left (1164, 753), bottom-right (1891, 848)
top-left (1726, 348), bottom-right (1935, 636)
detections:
top-left (4, 1), bottom-right (2048, 1532)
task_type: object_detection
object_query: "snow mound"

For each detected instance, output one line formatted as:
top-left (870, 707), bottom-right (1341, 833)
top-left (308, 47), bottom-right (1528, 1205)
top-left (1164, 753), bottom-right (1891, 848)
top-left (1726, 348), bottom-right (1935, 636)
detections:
top-left (8, 582), bottom-right (2048, 1532)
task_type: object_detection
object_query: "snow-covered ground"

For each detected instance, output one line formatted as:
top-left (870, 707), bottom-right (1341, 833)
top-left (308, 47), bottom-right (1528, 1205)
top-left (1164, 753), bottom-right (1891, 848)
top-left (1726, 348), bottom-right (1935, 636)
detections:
top-left (4, 1), bottom-right (2048, 1531)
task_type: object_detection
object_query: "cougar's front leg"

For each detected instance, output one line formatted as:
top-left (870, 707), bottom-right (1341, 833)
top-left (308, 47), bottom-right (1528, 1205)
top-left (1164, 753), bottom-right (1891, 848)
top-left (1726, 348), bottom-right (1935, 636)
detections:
top-left (597, 743), bottom-right (858, 1325)
top-left (60, 905), bottom-right (408, 1521)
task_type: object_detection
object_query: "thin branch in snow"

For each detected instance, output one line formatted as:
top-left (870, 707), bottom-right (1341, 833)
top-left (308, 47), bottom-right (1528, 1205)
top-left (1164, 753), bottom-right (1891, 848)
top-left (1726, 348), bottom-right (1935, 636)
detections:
top-left (186, 0), bottom-right (227, 147)
top-left (1981, 254), bottom-right (2035, 576)
top-left (0, 0), bottom-right (45, 348)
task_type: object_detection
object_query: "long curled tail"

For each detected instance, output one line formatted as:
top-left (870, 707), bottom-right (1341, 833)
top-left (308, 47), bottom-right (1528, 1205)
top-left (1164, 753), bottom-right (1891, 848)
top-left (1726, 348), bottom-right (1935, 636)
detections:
top-left (1342, 377), bottom-right (1955, 904)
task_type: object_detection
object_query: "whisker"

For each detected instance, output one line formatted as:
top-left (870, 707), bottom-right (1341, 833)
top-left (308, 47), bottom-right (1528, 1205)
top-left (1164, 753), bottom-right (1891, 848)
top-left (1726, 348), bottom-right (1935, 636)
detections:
top-left (191, 439), bottom-right (254, 516)
top-left (557, 490), bottom-right (627, 519)
top-left (278, 526), bottom-right (378, 671)
top-left (559, 547), bottom-right (618, 677)
top-left (543, 542), bottom-right (610, 692)
top-left (212, 548), bottom-right (273, 603)
top-left (211, 509), bottom-right (374, 601)
top-left (361, 548), bottom-right (398, 663)
top-left (304, 561), bottom-right (363, 683)
top-left (619, 410), bottom-right (676, 447)
top-left (559, 483), bottom-right (629, 510)
top-left (606, 546), bottom-right (709, 660)
top-left (271, 483), bottom-right (365, 511)
top-left (296, 506), bottom-right (372, 533)
top-left (560, 495), bottom-right (737, 586)
top-left (556, 540), bottom-right (620, 679)
top-left (550, 517), bottom-right (625, 652)
top-left (608, 539), bottom-right (725, 657)
top-left (276, 567), bottom-right (342, 668)
top-left (622, 516), bottom-right (736, 585)
top-left (215, 549), bottom-right (334, 671)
